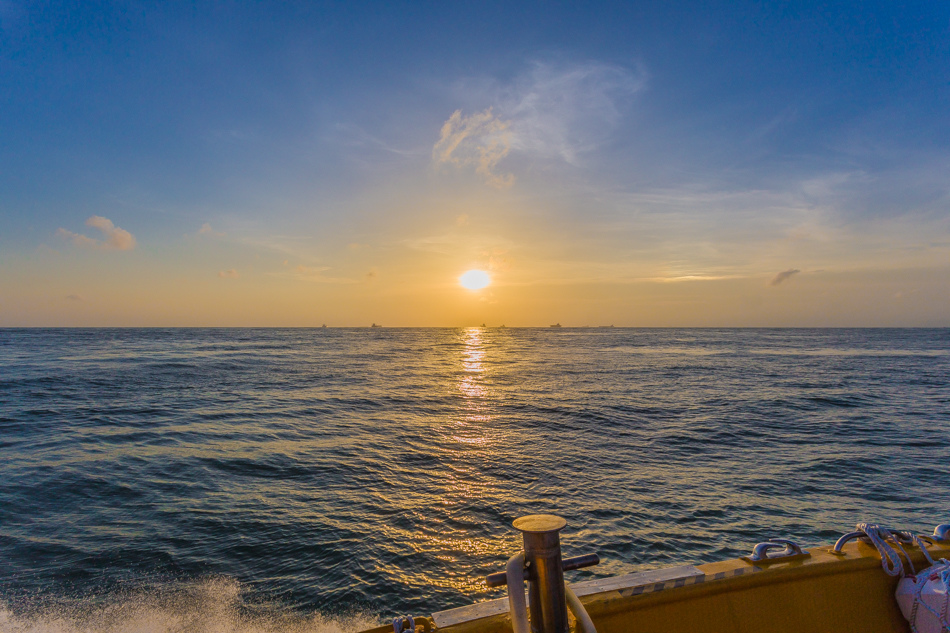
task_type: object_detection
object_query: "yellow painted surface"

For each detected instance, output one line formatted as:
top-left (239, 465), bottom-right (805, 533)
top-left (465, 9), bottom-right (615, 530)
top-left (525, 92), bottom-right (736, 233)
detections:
top-left (410, 538), bottom-right (950, 633)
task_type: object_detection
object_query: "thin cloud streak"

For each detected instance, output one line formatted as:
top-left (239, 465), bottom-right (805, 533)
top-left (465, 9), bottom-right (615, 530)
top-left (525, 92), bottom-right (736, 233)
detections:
top-left (337, 123), bottom-right (427, 158)
top-left (284, 265), bottom-right (359, 284)
top-left (770, 269), bottom-right (801, 286)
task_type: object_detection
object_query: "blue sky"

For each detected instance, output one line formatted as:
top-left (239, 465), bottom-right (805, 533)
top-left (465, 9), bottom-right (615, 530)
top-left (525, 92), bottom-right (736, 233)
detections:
top-left (1, 1), bottom-right (948, 325)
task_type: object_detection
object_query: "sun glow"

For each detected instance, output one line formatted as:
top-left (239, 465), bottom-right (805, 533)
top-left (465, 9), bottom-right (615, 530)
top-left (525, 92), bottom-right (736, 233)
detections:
top-left (459, 269), bottom-right (491, 290)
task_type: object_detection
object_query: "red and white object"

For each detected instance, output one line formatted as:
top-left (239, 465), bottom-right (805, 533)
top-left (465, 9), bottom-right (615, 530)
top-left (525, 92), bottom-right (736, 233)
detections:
top-left (896, 561), bottom-right (950, 633)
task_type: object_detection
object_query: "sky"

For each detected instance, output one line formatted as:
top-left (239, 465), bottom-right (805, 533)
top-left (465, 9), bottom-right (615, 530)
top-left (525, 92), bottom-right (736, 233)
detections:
top-left (1, 0), bottom-right (948, 326)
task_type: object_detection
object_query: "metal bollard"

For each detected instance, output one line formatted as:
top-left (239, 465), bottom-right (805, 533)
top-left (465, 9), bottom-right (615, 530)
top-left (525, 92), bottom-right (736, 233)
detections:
top-left (514, 514), bottom-right (570, 633)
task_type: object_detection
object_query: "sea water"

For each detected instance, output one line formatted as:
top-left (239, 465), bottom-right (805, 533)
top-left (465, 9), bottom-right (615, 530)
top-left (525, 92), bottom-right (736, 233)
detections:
top-left (1, 328), bottom-right (948, 632)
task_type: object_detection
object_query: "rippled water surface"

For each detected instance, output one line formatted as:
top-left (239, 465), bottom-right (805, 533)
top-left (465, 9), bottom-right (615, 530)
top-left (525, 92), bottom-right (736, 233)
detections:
top-left (1, 328), bottom-right (948, 631)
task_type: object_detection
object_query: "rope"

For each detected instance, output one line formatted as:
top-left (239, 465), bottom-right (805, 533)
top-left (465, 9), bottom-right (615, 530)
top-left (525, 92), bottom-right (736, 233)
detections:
top-left (853, 523), bottom-right (950, 631)
top-left (392, 615), bottom-right (416, 633)
top-left (856, 523), bottom-right (905, 577)
top-left (895, 537), bottom-right (917, 577)
top-left (915, 535), bottom-right (937, 568)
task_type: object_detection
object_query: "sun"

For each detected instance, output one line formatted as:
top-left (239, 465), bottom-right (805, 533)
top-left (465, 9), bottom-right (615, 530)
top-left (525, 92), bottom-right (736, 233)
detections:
top-left (459, 269), bottom-right (491, 290)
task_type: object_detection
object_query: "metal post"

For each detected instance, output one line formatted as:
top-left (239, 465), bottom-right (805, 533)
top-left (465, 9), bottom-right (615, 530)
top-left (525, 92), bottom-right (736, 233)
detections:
top-left (513, 514), bottom-right (569, 633)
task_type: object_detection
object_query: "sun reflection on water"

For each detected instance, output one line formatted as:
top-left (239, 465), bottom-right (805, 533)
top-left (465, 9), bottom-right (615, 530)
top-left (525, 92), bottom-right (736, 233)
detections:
top-left (458, 328), bottom-right (486, 400)
top-left (442, 327), bottom-right (501, 504)
top-left (379, 327), bottom-right (518, 599)
top-left (455, 327), bottom-right (493, 440)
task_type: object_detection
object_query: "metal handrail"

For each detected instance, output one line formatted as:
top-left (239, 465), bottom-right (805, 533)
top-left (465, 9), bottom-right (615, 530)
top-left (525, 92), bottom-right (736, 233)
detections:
top-left (506, 553), bottom-right (530, 633)
top-left (487, 553), bottom-right (601, 587)
top-left (565, 585), bottom-right (597, 633)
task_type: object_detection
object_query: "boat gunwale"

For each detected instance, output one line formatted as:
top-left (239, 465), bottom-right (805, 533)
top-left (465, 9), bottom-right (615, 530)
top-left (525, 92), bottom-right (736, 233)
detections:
top-left (381, 537), bottom-right (950, 633)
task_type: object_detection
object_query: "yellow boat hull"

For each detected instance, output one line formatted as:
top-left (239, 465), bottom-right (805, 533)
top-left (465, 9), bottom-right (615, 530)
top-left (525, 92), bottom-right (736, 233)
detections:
top-left (365, 536), bottom-right (950, 633)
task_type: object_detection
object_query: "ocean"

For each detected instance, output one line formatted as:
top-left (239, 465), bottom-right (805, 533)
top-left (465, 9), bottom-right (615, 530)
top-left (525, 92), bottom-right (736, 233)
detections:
top-left (0, 328), bottom-right (948, 632)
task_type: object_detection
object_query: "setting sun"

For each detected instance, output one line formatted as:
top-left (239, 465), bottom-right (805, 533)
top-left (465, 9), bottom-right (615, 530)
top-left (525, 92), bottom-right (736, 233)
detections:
top-left (459, 269), bottom-right (491, 290)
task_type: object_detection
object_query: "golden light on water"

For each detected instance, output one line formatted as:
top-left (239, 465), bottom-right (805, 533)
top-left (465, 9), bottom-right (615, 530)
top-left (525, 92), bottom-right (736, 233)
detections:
top-left (459, 269), bottom-right (491, 290)
top-left (458, 327), bottom-right (486, 402)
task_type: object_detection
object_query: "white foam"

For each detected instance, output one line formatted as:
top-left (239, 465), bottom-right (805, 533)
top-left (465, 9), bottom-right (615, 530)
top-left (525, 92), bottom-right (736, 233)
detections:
top-left (0, 578), bottom-right (377, 633)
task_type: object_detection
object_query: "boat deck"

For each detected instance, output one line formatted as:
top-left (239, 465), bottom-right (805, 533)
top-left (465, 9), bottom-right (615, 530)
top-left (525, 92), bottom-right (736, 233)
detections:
top-left (364, 536), bottom-right (950, 633)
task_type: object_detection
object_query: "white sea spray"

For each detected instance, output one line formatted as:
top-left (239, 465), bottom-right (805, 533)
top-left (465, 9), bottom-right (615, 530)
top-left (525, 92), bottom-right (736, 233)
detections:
top-left (0, 578), bottom-right (376, 633)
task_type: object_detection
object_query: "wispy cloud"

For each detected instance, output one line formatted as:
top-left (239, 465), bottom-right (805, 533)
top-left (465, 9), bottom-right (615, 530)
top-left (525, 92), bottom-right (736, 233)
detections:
top-left (434, 62), bottom-right (646, 186)
top-left (295, 264), bottom-right (330, 278)
top-left (336, 122), bottom-right (425, 158)
top-left (433, 108), bottom-right (514, 188)
top-left (404, 232), bottom-right (517, 256)
top-left (502, 62), bottom-right (646, 163)
top-left (289, 265), bottom-right (357, 284)
top-left (65, 294), bottom-right (83, 301)
top-left (487, 249), bottom-right (510, 272)
top-left (57, 216), bottom-right (136, 251)
top-left (198, 223), bottom-right (225, 237)
top-left (656, 274), bottom-right (747, 283)
top-left (218, 269), bottom-right (239, 278)
top-left (233, 234), bottom-right (314, 259)
top-left (770, 269), bottom-right (801, 286)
